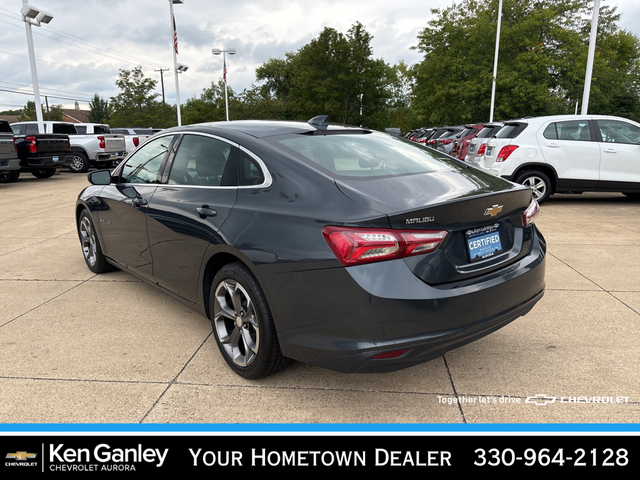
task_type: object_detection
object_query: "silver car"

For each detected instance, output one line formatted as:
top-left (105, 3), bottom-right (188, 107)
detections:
top-left (465, 123), bottom-right (503, 165)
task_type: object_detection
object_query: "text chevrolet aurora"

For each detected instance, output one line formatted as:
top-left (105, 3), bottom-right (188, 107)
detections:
top-left (76, 117), bottom-right (546, 379)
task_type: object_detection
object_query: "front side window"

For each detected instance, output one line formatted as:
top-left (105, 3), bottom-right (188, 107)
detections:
top-left (120, 135), bottom-right (173, 184)
top-left (596, 120), bottom-right (640, 145)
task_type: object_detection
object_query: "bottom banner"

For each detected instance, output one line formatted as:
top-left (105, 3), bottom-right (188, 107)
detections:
top-left (0, 434), bottom-right (635, 473)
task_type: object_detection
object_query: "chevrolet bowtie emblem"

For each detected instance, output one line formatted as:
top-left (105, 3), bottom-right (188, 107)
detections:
top-left (6, 452), bottom-right (37, 460)
top-left (484, 204), bottom-right (503, 217)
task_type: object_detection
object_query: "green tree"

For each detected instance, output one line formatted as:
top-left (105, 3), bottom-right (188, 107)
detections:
top-left (412, 0), bottom-right (640, 125)
top-left (88, 93), bottom-right (110, 123)
top-left (255, 22), bottom-right (393, 128)
top-left (18, 100), bottom-right (63, 121)
top-left (109, 66), bottom-right (162, 127)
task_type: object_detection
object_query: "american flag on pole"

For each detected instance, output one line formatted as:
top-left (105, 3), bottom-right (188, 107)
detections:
top-left (223, 57), bottom-right (227, 83)
top-left (173, 14), bottom-right (178, 54)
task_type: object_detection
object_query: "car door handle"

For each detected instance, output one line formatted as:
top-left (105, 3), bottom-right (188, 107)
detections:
top-left (546, 143), bottom-right (560, 148)
top-left (603, 148), bottom-right (617, 153)
top-left (132, 196), bottom-right (148, 207)
top-left (196, 207), bottom-right (217, 217)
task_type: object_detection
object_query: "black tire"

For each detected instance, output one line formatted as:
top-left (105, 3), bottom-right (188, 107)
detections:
top-left (78, 209), bottom-right (113, 273)
top-left (31, 168), bottom-right (56, 179)
top-left (0, 170), bottom-right (20, 183)
top-left (210, 262), bottom-right (290, 379)
top-left (515, 170), bottom-right (552, 204)
top-left (69, 151), bottom-right (90, 173)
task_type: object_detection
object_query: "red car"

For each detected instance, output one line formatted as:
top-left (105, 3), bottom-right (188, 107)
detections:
top-left (450, 124), bottom-right (484, 160)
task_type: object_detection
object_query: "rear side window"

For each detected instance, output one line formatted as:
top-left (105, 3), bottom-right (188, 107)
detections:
top-left (168, 134), bottom-right (236, 187)
top-left (543, 120), bottom-right (591, 141)
top-left (272, 133), bottom-right (451, 178)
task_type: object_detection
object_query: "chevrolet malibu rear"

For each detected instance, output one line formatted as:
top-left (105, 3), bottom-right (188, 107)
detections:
top-left (253, 128), bottom-right (546, 374)
top-left (76, 120), bottom-right (545, 379)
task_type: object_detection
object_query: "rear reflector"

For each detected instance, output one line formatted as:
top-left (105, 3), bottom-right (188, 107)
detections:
top-left (322, 226), bottom-right (448, 266)
top-left (372, 349), bottom-right (409, 360)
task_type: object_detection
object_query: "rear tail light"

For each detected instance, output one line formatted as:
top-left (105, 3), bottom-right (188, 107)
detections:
top-left (440, 139), bottom-right (453, 144)
top-left (477, 143), bottom-right (486, 155)
top-left (133, 137), bottom-right (140, 147)
top-left (418, 138), bottom-right (426, 143)
top-left (26, 136), bottom-right (37, 153)
top-left (322, 226), bottom-right (448, 266)
top-left (98, 135), bottom-right (105, 149)
top-left (523, 198), bottom-right (539, 226)
top-left (496, 145), bottom-right (518, 162)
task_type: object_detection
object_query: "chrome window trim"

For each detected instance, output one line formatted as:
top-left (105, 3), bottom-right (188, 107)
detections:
top-left (117, 131), bottom-right (273, 189)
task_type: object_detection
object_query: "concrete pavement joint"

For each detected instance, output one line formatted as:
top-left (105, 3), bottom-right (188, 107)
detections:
top-left (0, 276), bottom-right (95, 328)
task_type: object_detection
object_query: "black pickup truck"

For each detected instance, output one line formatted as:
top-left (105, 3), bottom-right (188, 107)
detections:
top-left (0, 119), bottom-right (72, 183)
top-left (0, 120), bottom-right (21, 183)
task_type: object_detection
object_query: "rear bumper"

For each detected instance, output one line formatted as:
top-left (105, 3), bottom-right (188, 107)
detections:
top-left (22, 154), bottom-right (71, 169)
top-left (258, 230), bottom-right (546, 373)
top-left (94, 151), bottom-right (126, 162)
top-left (0, 158), bottom-right (20, 171)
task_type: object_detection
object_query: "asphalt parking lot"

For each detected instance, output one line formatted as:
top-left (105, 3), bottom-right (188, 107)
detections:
top-left (0, 171), bottom-right (638, 425)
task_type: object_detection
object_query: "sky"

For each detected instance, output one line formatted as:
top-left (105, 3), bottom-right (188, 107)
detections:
top-left (1, 0), bottom-right (639, 117)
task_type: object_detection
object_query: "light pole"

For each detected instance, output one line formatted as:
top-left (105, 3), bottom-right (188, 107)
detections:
top-left (211, 48), bottom-right (236, 121)
top-left (489, 0), bottom-right (503, 123)
top-left (581, 0), bottom-right (601, 115)
top-left (168, 0), bottom-right (184, 126)
top-left (20, 2), bottom-right (54, 134)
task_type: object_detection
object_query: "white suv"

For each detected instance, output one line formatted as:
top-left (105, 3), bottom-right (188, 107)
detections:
top-left (477, 114), bottom-right (640, 203)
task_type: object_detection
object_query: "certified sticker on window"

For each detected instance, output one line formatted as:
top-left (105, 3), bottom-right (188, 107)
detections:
top-left (466, 224), bottom-right (502, 261)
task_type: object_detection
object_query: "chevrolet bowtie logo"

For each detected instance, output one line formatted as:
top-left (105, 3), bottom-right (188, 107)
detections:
top-left (484, 204), bottom-right (503, 217)
top-left (6, 451), bottom-right (37, 460)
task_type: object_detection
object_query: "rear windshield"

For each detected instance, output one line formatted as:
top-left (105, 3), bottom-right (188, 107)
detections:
top-left (93, 125), bottom-right (111, 134)
top-left (270, 133), bottom-right (452, 178)
top-left (495, 123), bottom-right (527, 139)
top-left (52, 123), bottom-right (78, 134)
top-left (476, 125), bottom-right (502, 138)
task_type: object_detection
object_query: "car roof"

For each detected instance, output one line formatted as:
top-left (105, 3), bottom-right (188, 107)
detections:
top-left (164, 119), bottom-right (369, 139)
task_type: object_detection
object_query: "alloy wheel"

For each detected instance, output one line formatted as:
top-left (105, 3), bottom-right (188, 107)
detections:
top-left (79, 216), bottom-right (97, 267)
top-left (213, 279), bottom-right (260, 368)
top-left (521, 175), bottom-right (547, 201)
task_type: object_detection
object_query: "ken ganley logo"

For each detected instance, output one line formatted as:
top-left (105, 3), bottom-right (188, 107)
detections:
top-left (5, 451), bottom-right (38, 467)
top-left (48, 444), bottom-right (168, 472)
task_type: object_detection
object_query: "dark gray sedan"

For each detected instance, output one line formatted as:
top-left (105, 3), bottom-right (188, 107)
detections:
top-left (76, 117), bottom-right (546, 379)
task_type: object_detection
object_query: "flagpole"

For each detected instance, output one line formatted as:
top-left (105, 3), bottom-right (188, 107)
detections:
top-left (169, 0), bottom-right (182, 126)
top-left (212, 47), bottom-right (236, 121)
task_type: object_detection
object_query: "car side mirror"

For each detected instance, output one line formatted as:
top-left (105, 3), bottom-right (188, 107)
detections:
top-left (88, 169), bottom-right (113, 185)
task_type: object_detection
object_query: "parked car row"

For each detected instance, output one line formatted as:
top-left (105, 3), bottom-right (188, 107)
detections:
top-left (407, 114), bottom-right (640, 203)
top-left (0, 120), bottom-right (159, 183)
